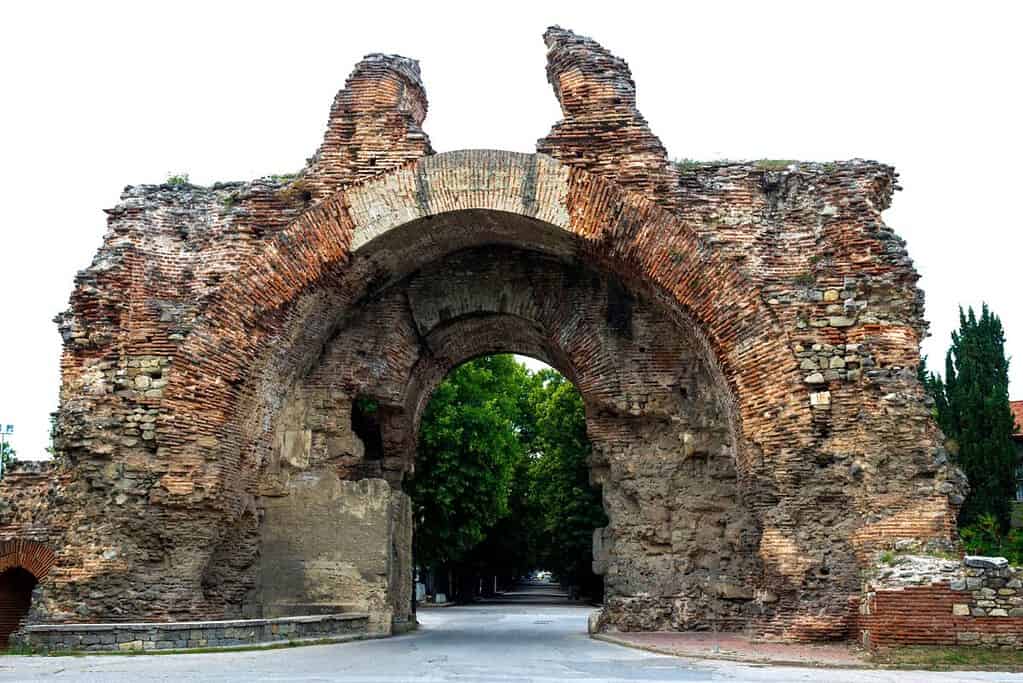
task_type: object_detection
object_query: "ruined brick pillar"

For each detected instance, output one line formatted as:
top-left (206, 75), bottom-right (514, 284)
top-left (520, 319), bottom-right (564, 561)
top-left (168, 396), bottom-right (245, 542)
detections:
top-left (537, 26), bottom-right (681, 209)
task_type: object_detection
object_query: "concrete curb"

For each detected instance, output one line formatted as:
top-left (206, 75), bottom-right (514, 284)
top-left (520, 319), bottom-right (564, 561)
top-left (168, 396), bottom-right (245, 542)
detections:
top-left (15, 631), bottom-right (391, 657)
top-left (416, 601), bottom-right (459, 609)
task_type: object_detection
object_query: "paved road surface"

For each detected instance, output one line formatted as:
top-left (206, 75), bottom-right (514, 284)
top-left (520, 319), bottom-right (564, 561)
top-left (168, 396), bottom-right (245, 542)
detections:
top-left (1, 602), bottom-right (1019, 681)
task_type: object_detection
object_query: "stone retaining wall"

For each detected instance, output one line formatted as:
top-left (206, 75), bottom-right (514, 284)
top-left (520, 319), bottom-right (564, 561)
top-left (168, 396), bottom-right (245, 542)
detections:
top-left (12, 613), bottom-right (370, 652)
top-left (859, 555), bottom-right (1023, 648)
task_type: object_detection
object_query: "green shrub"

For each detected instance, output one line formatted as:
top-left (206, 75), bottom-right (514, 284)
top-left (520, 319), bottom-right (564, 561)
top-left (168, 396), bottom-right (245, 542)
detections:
top-left (793, 272), bottom-right (815, 286)
top-left (960, 512), bottom-right (1023, 564)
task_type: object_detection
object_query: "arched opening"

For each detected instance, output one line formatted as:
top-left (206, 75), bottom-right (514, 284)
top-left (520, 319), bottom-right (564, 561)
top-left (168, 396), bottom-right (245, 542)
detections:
top-left (148, 149), bottom-right (895, 638)
top-left (0, 567), bottom-right (37, 648)
top-left (251, 231), bottom-right (762, 634)
top-left (408, 354), bottom-right (607, 608)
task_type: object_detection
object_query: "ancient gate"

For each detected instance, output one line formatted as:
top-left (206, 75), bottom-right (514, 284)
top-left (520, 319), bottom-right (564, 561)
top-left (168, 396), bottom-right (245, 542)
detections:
top-left (0, 27), bottom-right (964, 645)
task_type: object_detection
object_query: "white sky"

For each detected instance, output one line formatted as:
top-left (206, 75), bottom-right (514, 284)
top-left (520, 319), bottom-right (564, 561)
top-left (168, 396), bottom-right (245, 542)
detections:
top-left (1, 1), bottom-right (1020, 460)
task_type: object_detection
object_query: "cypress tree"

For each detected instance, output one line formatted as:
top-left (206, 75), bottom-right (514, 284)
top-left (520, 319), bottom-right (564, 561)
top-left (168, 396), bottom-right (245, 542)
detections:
top-left (931, 305), bottom-right (1016, 528)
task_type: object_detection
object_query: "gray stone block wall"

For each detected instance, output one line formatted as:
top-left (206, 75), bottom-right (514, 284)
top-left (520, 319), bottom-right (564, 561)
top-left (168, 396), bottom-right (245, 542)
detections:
top-left (12, 613), bottom-right (369, 653)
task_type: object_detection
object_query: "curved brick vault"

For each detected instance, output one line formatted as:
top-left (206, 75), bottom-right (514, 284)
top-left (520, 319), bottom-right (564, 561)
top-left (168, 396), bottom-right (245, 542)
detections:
top-left (0, 27), bottom-right (968, 642)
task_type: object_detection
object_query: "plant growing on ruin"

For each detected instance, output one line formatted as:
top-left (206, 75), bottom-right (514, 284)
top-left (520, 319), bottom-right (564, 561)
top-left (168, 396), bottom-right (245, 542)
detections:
top-left (794, 272), bottom-right (816, 286)
top-left (165, 173), bottom-right (190, 186)
top-left (755, 159), bottom-right (796, 170)
top-left (673, 158), bottom-right (701, 172)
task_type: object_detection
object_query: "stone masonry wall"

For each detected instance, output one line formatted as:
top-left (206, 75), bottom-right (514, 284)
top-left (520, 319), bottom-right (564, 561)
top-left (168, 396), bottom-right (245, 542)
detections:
top-left (858, 555), bottom-right (1023, 648)
top-left (14, 613), bottom-right (370, 653)
top-left (0, 463), bottom-right (65, 544)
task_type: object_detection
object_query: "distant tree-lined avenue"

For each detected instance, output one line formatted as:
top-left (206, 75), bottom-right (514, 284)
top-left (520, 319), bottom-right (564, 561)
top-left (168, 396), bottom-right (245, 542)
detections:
top-left (409, 355), bottom-right (607, 600)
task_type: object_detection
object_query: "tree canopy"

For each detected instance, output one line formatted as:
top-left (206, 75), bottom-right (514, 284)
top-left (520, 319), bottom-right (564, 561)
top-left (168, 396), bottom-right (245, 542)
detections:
top-left (0, 442), bottom-right (15, 477)
top-left (523, 369), bottom-right (607, 588)
top-left (408, 355), bottom-right (607, 593)
top-left (409, 355), bottom-right (528, 567)
top-left (924, 304), bottom-right (1016, 528)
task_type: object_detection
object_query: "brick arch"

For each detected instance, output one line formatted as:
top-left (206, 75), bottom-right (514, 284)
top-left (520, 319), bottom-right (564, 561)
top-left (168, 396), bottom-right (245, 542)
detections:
top-left (0, 540), bottom-right (54, 648)
top-left (271, 244), bottom-right (762, 631)
top-left (395, 310), bottom-right (741, 480)
top-left (400, 314), bottom-right (577, 440)
top-left (165, 149), bottom-right (802, 505)
top-left (0, 540), bottom-right (55, 581)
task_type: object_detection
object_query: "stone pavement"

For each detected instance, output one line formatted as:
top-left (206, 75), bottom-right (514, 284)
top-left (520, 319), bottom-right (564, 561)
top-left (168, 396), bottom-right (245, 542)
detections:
top-left (1, 604), bottom-right (1019, 682)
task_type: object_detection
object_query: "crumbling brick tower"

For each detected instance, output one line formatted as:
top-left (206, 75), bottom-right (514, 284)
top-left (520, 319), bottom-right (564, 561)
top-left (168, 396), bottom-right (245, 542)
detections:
top-left (2, 27), bottom-right (965, 640)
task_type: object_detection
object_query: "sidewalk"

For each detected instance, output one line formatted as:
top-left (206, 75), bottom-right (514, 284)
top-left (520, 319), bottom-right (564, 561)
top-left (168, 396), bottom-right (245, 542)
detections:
top-left (594, 631), bottom-right (867, 668)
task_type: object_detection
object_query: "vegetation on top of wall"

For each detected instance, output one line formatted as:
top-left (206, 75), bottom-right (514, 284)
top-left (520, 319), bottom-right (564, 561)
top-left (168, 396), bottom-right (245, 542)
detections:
top-left (793, 271), bottom-right (816, 286)
top-left (277, 178), bottom-right (314, 204)
top-left (672, 158), bottom-right (702, 172)
top-left (165, 173), bottom-right (191, 186)
top-left (755, 159), bottom-right (797, 170)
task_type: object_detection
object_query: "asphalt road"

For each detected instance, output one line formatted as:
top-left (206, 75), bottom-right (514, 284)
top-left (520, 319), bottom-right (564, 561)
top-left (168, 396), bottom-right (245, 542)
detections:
top-left (0, 603), bottom-right (1019, 682)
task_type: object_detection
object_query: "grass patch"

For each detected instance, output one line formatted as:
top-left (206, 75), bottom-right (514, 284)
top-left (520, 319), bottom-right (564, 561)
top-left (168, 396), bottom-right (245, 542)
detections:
top-left (872, 645), bottom-right (1023, 671)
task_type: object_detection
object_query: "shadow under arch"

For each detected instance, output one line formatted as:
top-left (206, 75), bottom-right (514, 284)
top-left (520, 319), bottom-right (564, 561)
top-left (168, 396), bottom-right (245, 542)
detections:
top-left (164, 150), bottom-right (801, 494)
top-left (251, 240), bottom-right (763, 632)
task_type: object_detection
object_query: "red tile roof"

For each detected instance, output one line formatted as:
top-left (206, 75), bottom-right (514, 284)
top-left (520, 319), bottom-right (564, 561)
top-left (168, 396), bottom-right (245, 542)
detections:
top-left (1012, 400), bottom-right (1023, 441)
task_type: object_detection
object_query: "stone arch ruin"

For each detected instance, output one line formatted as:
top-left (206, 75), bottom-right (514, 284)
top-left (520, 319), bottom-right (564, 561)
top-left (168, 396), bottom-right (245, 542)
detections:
top-left (0, 27), bottom-right (966, 646)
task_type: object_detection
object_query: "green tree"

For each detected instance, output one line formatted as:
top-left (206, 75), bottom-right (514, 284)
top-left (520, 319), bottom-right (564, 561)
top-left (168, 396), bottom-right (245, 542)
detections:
top-left (0, 441), bottom-right (16, 476)
top-left (410, 355), bottom-right (608, 600)
top-left (525, 370), bottom-right (608, 594)
top-left (928, 305), bottom-right (1016, 528)
top-left (409, 355), bottom-right (529, 568)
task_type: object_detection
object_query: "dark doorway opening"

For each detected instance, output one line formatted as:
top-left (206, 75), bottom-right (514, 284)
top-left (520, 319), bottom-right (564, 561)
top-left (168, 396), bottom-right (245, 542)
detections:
top-left (0, 567), bottom-right (37, 648)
